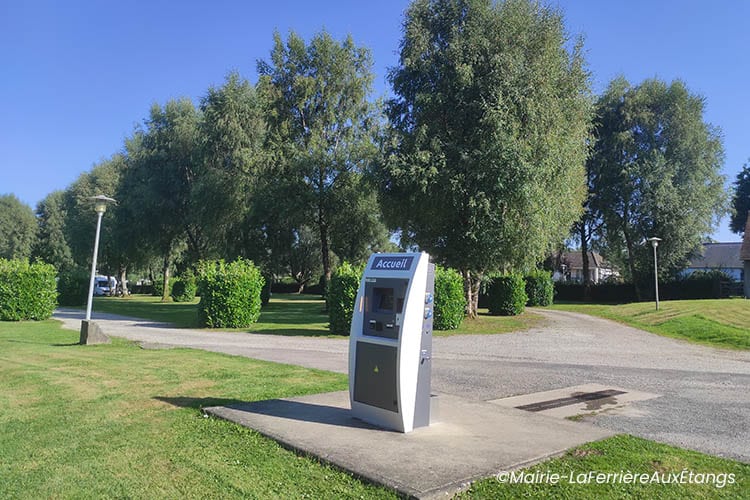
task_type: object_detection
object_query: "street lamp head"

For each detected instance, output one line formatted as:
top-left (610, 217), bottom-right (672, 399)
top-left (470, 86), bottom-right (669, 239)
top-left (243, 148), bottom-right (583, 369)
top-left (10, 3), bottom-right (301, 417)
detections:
top-left (90, 194), bottom-right (117, 214)
top-left (647, 237), bottom-right (662, 248)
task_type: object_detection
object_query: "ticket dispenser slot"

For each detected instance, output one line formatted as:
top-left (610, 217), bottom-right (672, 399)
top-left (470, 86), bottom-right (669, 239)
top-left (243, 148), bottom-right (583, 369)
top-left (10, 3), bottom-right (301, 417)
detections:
top-left (349, 252), bottom-right (434, 433)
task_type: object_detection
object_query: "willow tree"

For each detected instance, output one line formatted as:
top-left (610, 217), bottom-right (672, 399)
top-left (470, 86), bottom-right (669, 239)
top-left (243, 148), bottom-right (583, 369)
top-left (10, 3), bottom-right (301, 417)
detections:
top-left (257, 30), bottom-right (384, 289)
top-left (589, 77), bottom-right (726, 296)
top-left (379, 0), bottom-right (591, 316)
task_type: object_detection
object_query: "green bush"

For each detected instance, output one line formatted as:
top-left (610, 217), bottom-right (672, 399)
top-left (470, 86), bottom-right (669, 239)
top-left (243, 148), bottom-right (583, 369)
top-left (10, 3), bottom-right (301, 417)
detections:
top-left (197, 258), bottom-right (265, 328)
top-left (57, 269), bottom-right (90, 306)
top-left (486, 273), bottom-right (527, 316)
top-left (524, 269), bottom-right (554, 307)
top-left (0, 259), bottom-right (57, 321)
top-left (171, 270), bottom-right (197, 302)
top-left (434, 266), bottom-right (465, 330)
top-left (151, 277), bottom-right (173, 298)
top-left (328, 262), bottom-right (362, 335)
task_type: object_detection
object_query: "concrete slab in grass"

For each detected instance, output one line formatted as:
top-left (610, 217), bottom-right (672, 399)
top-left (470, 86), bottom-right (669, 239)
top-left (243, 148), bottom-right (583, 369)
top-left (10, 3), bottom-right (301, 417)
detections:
top-left (489, 383), bottom-right (661, 420)
top-left (204, 391), bottom-right (615, 499)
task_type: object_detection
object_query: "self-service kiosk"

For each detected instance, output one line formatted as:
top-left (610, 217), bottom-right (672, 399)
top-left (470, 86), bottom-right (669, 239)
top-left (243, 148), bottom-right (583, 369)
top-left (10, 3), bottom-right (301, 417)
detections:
top-left (348, 252), bottom-right (435, 433)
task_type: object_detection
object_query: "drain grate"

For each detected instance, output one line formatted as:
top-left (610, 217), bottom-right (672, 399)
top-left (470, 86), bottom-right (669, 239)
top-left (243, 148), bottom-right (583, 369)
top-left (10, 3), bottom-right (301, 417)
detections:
top-left (515, 389), bottom-right (626, 412)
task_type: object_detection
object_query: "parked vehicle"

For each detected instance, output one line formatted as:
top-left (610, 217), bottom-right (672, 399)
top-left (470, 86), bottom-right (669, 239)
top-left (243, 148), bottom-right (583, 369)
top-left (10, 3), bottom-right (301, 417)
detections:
top-left (93, 276), bottom-right (111, 296)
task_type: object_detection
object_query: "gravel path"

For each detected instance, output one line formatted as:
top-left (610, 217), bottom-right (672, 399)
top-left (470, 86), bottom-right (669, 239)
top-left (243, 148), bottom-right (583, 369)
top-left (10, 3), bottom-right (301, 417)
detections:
top-left (54, 307), bottom-right (750, 462)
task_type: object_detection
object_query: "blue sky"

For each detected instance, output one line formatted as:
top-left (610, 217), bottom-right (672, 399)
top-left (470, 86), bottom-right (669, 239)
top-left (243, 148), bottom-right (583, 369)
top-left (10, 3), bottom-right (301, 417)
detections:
top-left (1, 0), bottom-right (747, 242)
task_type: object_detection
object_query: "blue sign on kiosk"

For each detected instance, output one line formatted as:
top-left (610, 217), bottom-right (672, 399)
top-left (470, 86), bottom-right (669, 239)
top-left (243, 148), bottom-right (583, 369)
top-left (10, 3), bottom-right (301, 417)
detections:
top-left (348, 252), bottom-right (435, 432)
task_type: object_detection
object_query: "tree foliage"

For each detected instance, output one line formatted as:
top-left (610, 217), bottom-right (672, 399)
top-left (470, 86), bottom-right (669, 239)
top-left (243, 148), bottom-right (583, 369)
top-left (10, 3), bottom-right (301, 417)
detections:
top-left (118, 99), bottom-right (200, 300)
top-left (589, 77), bottom-right (727, 294)
top-left (379, 0), bottom-right (591, 316)
top-left (0, 194), bottom-right (37, 260)
top-left (258, 30), bottom-right (386, 289)
top-left (32, 190), bottom-right (74, 272)
top-left (730, 162), bottom-right (750, 233)
top-left (195, 72), bottom-right (267, 259)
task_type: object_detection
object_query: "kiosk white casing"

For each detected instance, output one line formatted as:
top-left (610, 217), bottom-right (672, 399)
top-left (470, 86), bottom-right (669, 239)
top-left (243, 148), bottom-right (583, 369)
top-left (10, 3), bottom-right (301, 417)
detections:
top-left (348, 252), bottom-right (434, 433)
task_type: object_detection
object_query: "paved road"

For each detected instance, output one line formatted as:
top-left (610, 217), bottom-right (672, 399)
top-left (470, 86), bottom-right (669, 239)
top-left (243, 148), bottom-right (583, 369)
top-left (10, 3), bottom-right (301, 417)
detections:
top-left (54, 308), bottom-right (750, 462)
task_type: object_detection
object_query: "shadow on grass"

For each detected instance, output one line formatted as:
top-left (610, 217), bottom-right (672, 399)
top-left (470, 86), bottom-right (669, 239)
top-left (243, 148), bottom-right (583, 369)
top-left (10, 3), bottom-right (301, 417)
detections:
top-left (157, 396), bottom-right (378, 430)
top-left (155, 396), bottom-right (247, 409)
top-left (257, 300), bottom-right (327, 326)
top-left (247, 328), bottom-right (339, 337)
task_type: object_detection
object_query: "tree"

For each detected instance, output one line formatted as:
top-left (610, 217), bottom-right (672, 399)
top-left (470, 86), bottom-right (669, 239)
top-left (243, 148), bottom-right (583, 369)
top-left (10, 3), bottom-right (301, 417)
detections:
top-left (33, 190), bottom-right (74, 272)
top-left (730, 162), bottom-right (750, 233)
top-left (63, 155), bottom-right (125, 276)
top-left (0, 194), bottom-right (37, 260)
top-left (118, 99), bottom-right (201, 301)
top-left (257, 30), bottom-right (384, 290)
top-left (589, 77), bottom-right (726, 296)
top-left (378, 0), bottom-right (591, 317)
top-left (195, 72), bottom-right (267, 260)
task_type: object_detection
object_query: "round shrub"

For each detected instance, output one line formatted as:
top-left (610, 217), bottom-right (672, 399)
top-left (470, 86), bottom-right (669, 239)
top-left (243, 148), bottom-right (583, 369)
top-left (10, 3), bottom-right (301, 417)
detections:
top-left (328, 262), bottom-right (362, 335)
top-left (433, 266), bottom-right (465, 330)
top-left (524, 269), bottom-right (554, 307)
top-left (197, 258), bottom-right (265, 328)
top-left (57, 269), bottom-right (90, 306)
top-left (486, 273), bottom-right (528, 316)
top-left (171, 270), bottom-right (197, 302)
top-left (0, 259), bottom-right (57, 321)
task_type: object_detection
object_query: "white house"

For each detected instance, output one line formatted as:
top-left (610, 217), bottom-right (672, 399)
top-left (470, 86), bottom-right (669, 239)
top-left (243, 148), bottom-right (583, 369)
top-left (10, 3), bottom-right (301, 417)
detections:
top-left (684, 242), bottom-right (744, 282)
top-left (552, 251), bottom-right (619, 284)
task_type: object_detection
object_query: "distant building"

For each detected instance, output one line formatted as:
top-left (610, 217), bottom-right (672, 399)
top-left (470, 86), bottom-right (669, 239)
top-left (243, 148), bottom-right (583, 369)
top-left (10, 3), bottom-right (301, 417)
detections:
top-left (552, 251), bottom-right (619, 284)
top-left (741, 214), bottom-right (750, 298)
top-left (684, 242), bottom-right (744, 281)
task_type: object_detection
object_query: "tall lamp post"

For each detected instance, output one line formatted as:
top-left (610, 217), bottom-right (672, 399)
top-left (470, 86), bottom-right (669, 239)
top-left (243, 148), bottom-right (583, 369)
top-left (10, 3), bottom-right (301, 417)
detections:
top-left (648, 237), bottom-right (662, 311)
top-left (80, 195), bottom-right (116, 344)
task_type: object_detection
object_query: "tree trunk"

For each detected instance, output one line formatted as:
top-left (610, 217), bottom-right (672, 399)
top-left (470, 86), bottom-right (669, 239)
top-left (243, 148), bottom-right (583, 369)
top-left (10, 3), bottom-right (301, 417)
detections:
top-left (623, 229), bottom-right (641, 300)
top-left (462, 270), bottom-right (482, 319)
top-left (161, 255), bottom-right (171, 302)
top-left (580, 223), bottom-right (591, 300)
top-left (118, 265), bottom-right (128, 296)
top-left (319, 219), bottom-right (331, 297)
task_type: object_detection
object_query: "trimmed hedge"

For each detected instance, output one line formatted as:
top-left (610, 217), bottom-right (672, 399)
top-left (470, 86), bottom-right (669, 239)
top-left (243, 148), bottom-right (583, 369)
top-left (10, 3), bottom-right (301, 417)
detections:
top-left (57, 269), bottom-right (90, 306)
top-left (486, 273), bottom-right (528, 316)
top-left (554, 273), bottom-right (732, 303)
top-left (171, 270), bottom-right (197, 302)
top-left (0, 259), bottom-right (57, 321)
top-left (328, 262), bottom-right (362, 335)
top-left (196, 258), bottom-right (265, 328)
top-left (434, 266), bottom-right (465, 330)
top-left (525, 269), bottom-right (554, 307)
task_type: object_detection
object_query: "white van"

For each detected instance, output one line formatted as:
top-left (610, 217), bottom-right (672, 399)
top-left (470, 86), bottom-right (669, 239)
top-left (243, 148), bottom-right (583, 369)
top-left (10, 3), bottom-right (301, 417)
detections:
top-left (94, 276), bottom-right (111, 296)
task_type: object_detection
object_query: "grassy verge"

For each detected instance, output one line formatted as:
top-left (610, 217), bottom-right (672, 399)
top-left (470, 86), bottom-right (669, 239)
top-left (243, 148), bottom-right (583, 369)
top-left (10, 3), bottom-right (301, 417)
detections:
top-left (460, 435), bottom-right (749, 499)
top-left (434, 308), bottom-right (544, 337)
top-left (0, 320), bottom-right (394, 498)
top-left (551, 299), bottom-right (750, 350)
top-left (89, 294), bottom-right (543, 337)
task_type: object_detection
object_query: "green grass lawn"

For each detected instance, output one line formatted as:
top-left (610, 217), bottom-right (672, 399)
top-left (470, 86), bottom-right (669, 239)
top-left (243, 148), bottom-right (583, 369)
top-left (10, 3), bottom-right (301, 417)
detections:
top-left (460, 435), bottom-right (749, 499)
top-left (551, 299), bottom-right (750, 350)
top-left (89, 293), bottom-right (544, 337)
top-left (0, 319), bottom-right (393, 499)
top-left (2, 319), bottom-right (748, 498)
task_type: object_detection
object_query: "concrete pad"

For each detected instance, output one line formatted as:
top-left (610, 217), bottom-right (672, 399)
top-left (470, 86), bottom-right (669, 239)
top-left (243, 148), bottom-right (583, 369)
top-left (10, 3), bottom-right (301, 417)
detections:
top-left (204, 391), bottom-right (615, 499)
top-left (489, 383), bottom-right (661, 420)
